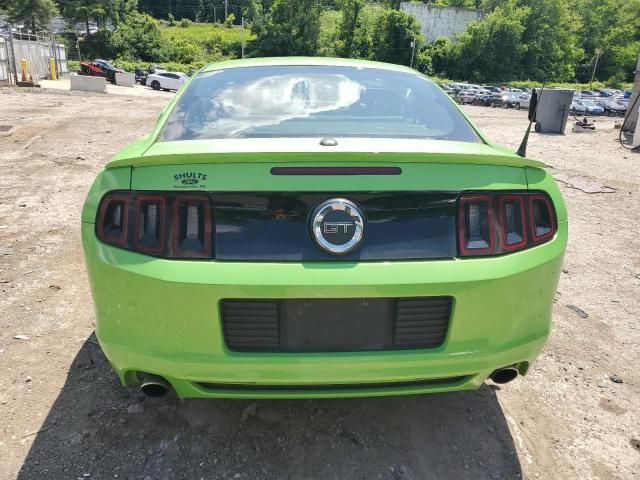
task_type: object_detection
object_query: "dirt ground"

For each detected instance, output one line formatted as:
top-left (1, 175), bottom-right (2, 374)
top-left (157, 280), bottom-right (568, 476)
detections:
top-left (0, 86), bottom-right (639, 480)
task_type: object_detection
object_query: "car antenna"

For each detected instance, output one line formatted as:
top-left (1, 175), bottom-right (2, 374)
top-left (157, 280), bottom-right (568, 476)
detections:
top-left (516, 83), bottom-right (546, 158)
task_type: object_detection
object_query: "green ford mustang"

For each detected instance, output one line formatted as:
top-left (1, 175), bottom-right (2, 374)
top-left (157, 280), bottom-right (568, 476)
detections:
top-left (82, 57), bottom-right (567, 399)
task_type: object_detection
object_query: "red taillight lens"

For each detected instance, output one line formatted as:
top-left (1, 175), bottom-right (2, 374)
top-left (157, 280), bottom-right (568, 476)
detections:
top-left (458, 195), bottom-right (495, 255)
top-left (172, 195), bottom-right (212, 258)
top-left (529, 194), bottom-right (555, 242)
top-left (96, 192), bottom-right (213, 259)
top-left (134, 195), bottom-right (166, 254)
top-left (97, 194), bottom-right (129, 246)
top-left (458, 192), bottom-right (556, 257)
top-left (499, 195), bottom-right (527, 251)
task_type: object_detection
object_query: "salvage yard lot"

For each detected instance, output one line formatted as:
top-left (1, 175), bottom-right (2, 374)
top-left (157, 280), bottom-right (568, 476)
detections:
top-left (0, 87), bottom-right (638, 479)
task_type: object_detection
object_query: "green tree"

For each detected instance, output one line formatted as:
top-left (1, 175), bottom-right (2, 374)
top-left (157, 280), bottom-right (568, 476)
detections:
top-left (576, 0), bottom-right (640, 82)
top-left (518, 0), bottom-right (582, 81)
top-left (450, 0), bottom-right (528, 81)
top-left (430, 0), bottom-right (584, 82)
top-left (446, 0), bottom-right (478, 7)
top-left (5, 0), bottom-right (58, 31)
top-left (109, 0), bottom-right (138, 25)
top-left (336, 0), bottom-right (370, 58)
top-left (252, 0), bottom-right (321, 56)
top-left (59, 0), bottom-right (108, 36)
top-left (109, 11), bottom-right (168, 61)
top-left (370, 9), bottom-right (422, 66)
top-left (425, 36), bottom-right (453, 76)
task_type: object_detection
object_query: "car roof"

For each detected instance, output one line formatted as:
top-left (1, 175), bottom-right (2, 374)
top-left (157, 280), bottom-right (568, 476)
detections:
top-left (201, 57), bottom-right (420, 75)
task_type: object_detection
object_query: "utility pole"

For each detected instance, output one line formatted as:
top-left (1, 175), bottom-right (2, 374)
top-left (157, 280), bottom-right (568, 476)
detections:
top-left (225, 0), bottom-right (228, 20)
top-left (410, 37), bottom-right (416, 68)
top-left (241, 16), bottom-right (245, 59)
top-left (589, 47), bottom-right (604, 89)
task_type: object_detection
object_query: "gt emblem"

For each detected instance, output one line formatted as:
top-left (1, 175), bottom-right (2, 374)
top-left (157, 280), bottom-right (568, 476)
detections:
top-left (323, 222), bottom-right (353, 234)
top-left (310, 198), bottom-right (365, 255)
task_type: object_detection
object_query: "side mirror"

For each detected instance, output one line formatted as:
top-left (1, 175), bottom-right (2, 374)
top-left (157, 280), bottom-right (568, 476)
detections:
top-left (528, 89), bottom-right (538, 121)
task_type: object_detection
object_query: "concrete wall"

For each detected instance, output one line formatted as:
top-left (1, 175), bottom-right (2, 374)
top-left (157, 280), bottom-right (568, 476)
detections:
top-left (400, 2), bottom-right (483, 43)
top-left (70, 74), bottom-right (106, 93)
top-left (115, 72), bottom-right (135, 87)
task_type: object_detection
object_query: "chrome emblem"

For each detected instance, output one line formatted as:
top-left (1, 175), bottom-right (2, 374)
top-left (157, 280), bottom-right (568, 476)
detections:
top-left (311, 198), bottom-right (365, 255)
top-left (323, 222), bottom-right (352, 234)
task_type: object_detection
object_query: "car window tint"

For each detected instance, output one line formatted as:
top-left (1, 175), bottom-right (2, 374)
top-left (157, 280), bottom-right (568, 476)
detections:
top-left (159, 65), bottom-right (482, 143)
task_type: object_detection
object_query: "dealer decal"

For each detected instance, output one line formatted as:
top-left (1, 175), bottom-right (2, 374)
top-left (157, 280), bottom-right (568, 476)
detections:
top-left (173, 171), bottom-right (208, 189)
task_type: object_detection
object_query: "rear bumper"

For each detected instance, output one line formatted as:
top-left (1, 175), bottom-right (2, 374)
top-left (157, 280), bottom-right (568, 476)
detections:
top-left (82, 221), bottom-right (567, 399)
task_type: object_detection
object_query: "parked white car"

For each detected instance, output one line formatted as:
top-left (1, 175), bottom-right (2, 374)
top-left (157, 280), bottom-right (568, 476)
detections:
top-left (146, 72), bottom-right (188, 91)
top-left (514, 93), bottom-right (531, 110)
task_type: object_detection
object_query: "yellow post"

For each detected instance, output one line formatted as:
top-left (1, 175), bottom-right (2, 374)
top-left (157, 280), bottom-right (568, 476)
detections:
top-left (49, 58), bottom-right (57, 80)
top-left (20, 58), bottom-right (28, 82)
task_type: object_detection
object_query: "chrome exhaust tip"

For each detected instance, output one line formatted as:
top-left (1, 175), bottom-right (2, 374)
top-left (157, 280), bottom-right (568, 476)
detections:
top-left (139, 373), bottom-right (171, 397)
top-left (489, 367), bottom-right (519, 384)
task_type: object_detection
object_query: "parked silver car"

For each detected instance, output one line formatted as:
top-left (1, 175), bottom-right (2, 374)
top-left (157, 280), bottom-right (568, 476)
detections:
top-left (514, 93), bottom-right (531, 110)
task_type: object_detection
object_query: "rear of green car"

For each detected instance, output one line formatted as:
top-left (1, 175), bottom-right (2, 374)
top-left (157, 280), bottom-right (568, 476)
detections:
top-left (82, 58), bottom-right (566, 399)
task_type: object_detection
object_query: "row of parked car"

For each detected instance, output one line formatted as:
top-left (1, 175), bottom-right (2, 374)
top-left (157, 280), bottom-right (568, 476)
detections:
top-left (440, 83), bottom-right (632, 117)
top-left (569, 89), bottom-right (630, 116)
top-left (77, 59), bottom-right (189, 91)
top-left (441, 84), bottom-right (534, 110)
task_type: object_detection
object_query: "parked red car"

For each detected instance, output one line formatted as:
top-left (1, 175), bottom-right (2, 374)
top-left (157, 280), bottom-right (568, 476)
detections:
top-left (78, 59), bottom-right (124, 83)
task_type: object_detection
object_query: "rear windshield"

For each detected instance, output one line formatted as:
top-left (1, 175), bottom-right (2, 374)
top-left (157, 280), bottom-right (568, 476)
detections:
top-left (159, 65), bottom-right (482, 143)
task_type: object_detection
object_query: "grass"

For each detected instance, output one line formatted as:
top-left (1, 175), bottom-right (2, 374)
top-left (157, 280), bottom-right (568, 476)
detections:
top-left (161, 22), bottom-right (255, 61)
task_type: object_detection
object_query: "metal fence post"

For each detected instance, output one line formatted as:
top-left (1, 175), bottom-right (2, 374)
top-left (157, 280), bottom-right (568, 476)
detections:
top-left (7, 28), bottom-right (19, 84)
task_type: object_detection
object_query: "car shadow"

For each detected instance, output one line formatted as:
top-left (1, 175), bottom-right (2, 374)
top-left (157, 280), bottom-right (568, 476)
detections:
top-left (18, 336), bottom-right (522, 480)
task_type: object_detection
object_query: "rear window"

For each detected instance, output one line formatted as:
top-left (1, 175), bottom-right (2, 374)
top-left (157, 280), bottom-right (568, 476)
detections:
top-left (159, 65), bottom-right (482, 143)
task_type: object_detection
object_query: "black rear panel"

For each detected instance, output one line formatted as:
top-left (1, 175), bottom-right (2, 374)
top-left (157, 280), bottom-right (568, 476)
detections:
top-left (213, 192), bottom-right (457, 261)
top-left (221, 297), bottom-right (453, 352)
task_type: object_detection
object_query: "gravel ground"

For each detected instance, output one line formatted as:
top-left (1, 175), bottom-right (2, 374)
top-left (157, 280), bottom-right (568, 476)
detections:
top-left (0, 87), bottom-right (638, 480)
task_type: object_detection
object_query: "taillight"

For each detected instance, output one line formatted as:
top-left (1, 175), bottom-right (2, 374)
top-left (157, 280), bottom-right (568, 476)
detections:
top-left (499, 195), bottom-right (527, 251)
top-left (97, 194), bottom-right (129, 246)
top-left (458, 195), bottom-right (494, 255)
top-left (96, 192), bottom-right (213, 259)
top-left (529, 194), bottom-right (555, 242)
top-left (172, 195), bottom-right (212, 258)
top-left (458, 192), bottom-right (556, 256)
top-left (134, 195), bottom-right (166, 255)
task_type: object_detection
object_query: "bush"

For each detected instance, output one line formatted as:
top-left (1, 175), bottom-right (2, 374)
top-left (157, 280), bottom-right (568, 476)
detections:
top-left (414, 50), bottom-right (433, 75)
top-left (107, 58), bottom-right (207, 75)
top-left (67, 59), bottom-right (80, 73)
top-left (607, 72), bottom-right (628, 90)
top-left (171, 40), bottom-right (200, 63)
top-left (179, 18), bottom-right (192, 28)
top-left (109, 11), bottom-right (169, 62)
